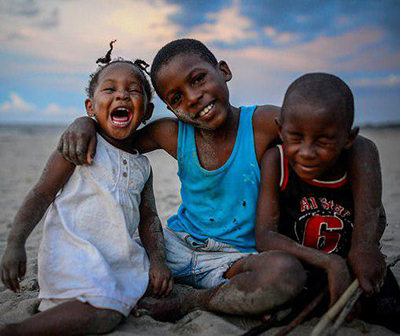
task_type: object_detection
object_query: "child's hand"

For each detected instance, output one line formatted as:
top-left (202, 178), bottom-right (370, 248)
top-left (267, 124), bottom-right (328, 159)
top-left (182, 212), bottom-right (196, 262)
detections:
top-left (326, 254), bottom-right (352, 307)
top-left (148, 260), bottom-right (173, 298)
top-left (1, 243), bottom-right (27, 292)
top-left (347, 243), bottom-right (386, 296)
top-left (57, 117), bottom-right (97, 165)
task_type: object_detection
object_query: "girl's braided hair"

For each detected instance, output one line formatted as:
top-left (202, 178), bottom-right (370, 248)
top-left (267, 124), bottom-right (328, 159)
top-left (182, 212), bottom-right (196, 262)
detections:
top-left (86, 40), bottom-right (153, 101)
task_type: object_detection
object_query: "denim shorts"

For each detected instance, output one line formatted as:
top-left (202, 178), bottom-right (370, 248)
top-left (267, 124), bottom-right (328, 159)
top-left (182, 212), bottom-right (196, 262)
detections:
top-left (164, 228), bottom-right (253, 289)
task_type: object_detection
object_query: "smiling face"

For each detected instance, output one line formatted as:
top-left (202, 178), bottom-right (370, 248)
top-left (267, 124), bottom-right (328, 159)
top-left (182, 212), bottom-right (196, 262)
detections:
top-left (278, 101), bottom-right (357, 180)
top-left (154, 54), bottom-right (232, 131)
top-left (85, 62), bottom-right (153, 145)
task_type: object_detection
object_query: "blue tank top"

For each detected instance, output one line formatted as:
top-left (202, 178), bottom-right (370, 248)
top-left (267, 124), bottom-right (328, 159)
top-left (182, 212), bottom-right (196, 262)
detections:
top-left (167, 106), bottom-right (260, 252)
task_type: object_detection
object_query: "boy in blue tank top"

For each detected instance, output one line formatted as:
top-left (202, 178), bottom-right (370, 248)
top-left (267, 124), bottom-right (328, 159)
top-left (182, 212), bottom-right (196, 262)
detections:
top-left (58, 39), bottom-right (385, 321)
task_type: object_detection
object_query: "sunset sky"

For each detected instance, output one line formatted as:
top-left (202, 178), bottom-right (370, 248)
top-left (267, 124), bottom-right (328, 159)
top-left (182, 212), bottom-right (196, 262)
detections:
top-left (0, 0), bottom-right (399, 125)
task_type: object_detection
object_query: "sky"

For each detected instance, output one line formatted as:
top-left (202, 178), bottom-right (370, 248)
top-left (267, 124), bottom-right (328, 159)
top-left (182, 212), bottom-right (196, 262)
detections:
top-left (0, 0), bottom-right (399, 125)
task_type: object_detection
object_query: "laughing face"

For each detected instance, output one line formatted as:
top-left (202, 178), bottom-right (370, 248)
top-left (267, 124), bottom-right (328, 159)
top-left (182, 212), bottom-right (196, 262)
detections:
top-left (85, 62), bottom-right (152, 146)
top-left (278, 102), bottom-right (356, 181)
top-left (154, 54), bottom-right (232, 131)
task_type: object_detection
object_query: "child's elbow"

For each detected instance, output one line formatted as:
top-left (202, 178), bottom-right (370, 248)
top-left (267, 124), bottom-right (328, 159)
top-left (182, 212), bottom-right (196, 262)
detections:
top-left (255, 229), bottom-right (275, 252)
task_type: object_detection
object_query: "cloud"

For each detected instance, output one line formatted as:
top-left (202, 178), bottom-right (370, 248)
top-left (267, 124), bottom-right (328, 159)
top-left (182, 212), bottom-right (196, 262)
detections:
top-left (264, 27), bottom-right (299, 45)
top-left (0, 92), bottom-right (81, 122)
top-left (35, 8), bottom-right (60, 29)
top-left (41, 103), bottom-right (80, 116)
top-left (220, 27), bottom-right (393, 73)
top-left (184, 0), bottom-right (256, 44)
top-left (1, 0), bottom-right (40, 17)
top-left (191, 0), bottom-right (256, 44)
top-left (350, 74), bottom-right (400, 88)
top-left (0, 92), bottom-right (36, 113)
top-left (165, 0), bottom-right (230, 29)
top-left (0, 0), bottom-right (181, 72)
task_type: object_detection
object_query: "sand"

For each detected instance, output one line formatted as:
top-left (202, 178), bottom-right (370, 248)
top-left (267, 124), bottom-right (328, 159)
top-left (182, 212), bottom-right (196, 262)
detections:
top-left (0, 125), bottom-right (398, 335)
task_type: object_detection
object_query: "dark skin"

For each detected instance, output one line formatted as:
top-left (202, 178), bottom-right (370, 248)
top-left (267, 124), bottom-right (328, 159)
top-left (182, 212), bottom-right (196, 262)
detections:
top-left (0, 63), bottom-right (172, 334)
top-left (257, 101), bottom-right (361, 307)
top-left (58, 54), bottom-right (385, 317)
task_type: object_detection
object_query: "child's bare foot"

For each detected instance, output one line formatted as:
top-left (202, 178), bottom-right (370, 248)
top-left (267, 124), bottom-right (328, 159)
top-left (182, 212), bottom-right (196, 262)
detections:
top-left (136, 284), bottom-right (212, 322)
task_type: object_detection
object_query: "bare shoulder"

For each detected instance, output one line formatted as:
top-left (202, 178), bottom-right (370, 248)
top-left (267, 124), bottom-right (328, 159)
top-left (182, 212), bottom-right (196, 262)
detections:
top-left (134, 117), bottom-right (179, 157)
top-left (261, 145), bottom-right (280, 168)
top-left (252, 105), bottom-right (281, 163)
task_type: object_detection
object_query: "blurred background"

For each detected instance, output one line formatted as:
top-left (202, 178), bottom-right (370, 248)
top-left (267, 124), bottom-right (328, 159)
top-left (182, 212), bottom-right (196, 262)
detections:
top-left (0, 0), bottom-right (399, 126)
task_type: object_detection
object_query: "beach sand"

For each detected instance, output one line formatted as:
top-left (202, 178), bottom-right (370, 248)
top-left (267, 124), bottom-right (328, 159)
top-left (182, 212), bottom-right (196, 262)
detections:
top-left (0, 125), bottom-right (398, 335)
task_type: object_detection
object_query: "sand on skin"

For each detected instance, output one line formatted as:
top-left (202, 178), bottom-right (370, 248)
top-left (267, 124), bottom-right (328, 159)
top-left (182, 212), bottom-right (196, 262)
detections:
top-left (0, 125), bottom-right (398, 335)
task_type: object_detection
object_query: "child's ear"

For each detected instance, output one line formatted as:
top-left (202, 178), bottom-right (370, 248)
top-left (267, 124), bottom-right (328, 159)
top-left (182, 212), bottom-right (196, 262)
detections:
top-left (344, 126), bottom-right (360, 149)
top-left (275, 117), bottom-right (284, 142)
top-left (218, 61), bottom-right (232, 82)
top-left (144, 102), bottom-right (154, 122)
top-left (85, 99), bottom-right (95, 117)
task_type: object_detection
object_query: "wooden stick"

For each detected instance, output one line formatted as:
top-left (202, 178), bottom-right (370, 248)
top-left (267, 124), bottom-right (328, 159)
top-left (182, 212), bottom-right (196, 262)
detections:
top-left (328, 287), bottom-right (363, 336)
top-left (327, 253), bottom-right (400, 336)
top-left (274, 286), bottom-right (328, 336)
top-left (311, 279), bottom-right (360, 336)
top-left (242, 286), bottom-right (328, 336)
top-left (313, 253), bottom-right (400, 336)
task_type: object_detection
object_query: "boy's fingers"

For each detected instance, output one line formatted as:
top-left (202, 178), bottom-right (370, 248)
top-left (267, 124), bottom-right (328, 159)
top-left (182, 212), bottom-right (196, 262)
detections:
top-left (76, 135), bottom-right (89, 165)
top-left (86, 136), bottom-right (97, 165)
top-left (68, 140), bottom-right (80, 165)
top-left (57, 136), bottom-right (64, 154)
top-left (359, 277), bottom-right (373, 296)
top-left (159, 278), bottom-right (168, 297)
top-left (9, 267), bottom-right (20, 292)
top-left (152, 277), bottom-right (161, 296)
top-left (2, 267), bottom-right (16, 292)
top-left (165, 278), bottom-right (174, 297)
top-left (19, 262), bottom-right (26, 279)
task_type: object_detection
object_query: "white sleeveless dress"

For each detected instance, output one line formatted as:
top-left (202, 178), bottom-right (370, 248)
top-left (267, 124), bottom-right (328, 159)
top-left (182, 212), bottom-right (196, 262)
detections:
top-left (38, 134), bottom-right (150, 316)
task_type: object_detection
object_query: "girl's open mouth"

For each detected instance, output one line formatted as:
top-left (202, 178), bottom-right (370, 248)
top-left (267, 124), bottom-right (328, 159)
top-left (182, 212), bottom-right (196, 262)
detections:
top-left (110, 107), bottom-right (132, 127)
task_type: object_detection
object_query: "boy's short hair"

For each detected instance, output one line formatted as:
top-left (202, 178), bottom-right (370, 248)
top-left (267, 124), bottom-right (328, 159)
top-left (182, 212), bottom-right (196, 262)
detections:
top-left (150, 38), bottom-right (218, 92)
top-left (282, 73), bottom-right (354, 131)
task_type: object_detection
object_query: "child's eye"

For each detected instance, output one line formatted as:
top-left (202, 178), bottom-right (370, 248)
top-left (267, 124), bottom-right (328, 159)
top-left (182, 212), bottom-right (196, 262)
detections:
top-left (103, 87), bottom-right (115, 92)
top-left (192, 73), bottom-right (205, 85)
top-left (129, 89), bottom-right (141, 94)
top-left (317, 140), bottom-right (334, 148)
top-left (170, 93), bottom-right (182, 105)
top-left (288, 135), bottom-right (302, 143)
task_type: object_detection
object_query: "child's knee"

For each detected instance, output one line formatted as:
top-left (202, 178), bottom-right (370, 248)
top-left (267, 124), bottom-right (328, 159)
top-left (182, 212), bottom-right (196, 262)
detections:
top-left (248, 251), bottom-right (306, 294)
top-left (87, 309), bottom-right (123, 334)
top-left (0, 323), bottom-right (19, 336)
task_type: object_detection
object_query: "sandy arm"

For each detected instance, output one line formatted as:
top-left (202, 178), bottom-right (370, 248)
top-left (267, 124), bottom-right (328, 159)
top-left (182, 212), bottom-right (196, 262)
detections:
top-left (1, 150), bottom-right (75, 292)
top-left (255, 147), bottom-right (351, 306)
top-left (346, 135), bottom-right (387, 295)
top-left (138, 170), bottom-right (173, 298)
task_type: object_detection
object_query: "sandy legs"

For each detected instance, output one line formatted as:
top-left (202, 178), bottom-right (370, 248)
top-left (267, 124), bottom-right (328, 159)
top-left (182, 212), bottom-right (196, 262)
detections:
top-left (0, 300), bottom-right (122, 336)
top-left (137, 251), bottom-right (307, 321)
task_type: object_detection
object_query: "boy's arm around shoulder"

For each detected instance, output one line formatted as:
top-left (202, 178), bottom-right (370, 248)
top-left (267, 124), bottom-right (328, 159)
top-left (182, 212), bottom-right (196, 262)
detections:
top-left (58, 117), bottom-right (179, 164)
top-left (58, 116), bottom-right (97, 165)
top-left (256, 147), bottom-right (351, 306)
top-left (252, 105), bottom-right (281, 163)
top-left (1, 150), bottom-right (75, 292)
top-left (133, 117), bottom-right (178, 158)
top-left (138, 170), bottom-right (173, 298)
top-left (346, 135), bottom-right (386, 295)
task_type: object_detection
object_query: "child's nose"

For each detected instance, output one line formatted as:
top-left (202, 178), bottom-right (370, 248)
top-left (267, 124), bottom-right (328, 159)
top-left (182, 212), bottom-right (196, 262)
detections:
top-left (299, 142), bottom-right (316, 159)
top-left (116, 89), bottom-right (129, 100)
top-left (186, 88), bottom-right (203, 107)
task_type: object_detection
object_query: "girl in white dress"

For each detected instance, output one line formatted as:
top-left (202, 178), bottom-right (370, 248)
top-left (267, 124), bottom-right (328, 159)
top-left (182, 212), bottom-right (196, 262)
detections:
top-left (0, 45), bottom-right (173, 335)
